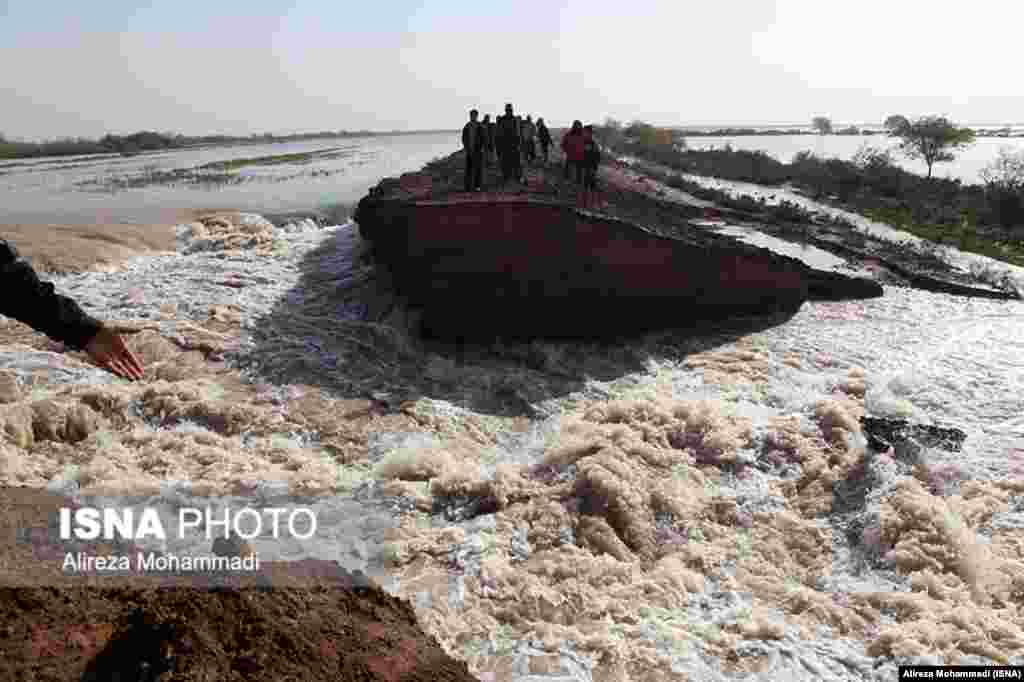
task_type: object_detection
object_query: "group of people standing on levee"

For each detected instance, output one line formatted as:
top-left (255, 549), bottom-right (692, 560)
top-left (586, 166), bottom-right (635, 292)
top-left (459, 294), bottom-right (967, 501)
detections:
top-left (461, 103), bottom-right (551, 191)
top-left (461, 104), bottom-right (602, 205)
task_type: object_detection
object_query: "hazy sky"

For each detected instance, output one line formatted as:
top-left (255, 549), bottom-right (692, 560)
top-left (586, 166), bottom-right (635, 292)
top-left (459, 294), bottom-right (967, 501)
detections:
top-left (2, 0), bottom-right (1022, 140)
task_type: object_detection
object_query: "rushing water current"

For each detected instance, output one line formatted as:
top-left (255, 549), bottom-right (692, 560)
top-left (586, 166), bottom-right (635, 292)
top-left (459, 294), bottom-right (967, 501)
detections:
top-left (743, 287), bottom-right (1023, 473)
top-left (613, 159), bottom-right (1024, 474)
top-left (4, 140), bottom-right (1024, 679)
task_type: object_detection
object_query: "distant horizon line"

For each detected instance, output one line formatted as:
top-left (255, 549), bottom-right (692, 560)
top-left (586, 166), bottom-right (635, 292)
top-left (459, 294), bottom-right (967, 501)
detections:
top-left (7, 120), bottom-right (1024, 145)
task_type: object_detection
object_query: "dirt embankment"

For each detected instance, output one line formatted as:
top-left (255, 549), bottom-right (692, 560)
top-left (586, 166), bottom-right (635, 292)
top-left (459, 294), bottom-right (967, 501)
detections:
top-left (608, 156), bottom-right (1023, 299)
top-left (0, 489), bottom-right (476, 682)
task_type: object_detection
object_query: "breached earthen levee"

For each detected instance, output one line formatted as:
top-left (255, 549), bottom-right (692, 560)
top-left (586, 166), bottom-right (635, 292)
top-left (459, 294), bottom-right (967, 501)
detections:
top-left (354, 160), bottom-right (883, 339)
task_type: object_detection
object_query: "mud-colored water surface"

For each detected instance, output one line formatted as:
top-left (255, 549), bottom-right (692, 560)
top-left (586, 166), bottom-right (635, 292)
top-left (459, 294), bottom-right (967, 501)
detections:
top-left (0, 133), bottom-right (460, 225)
top-left (1, 154), bottom-right (1023, 680)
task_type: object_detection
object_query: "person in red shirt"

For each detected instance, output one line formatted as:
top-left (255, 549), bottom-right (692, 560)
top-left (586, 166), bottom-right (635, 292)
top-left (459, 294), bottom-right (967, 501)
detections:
top-left (561, 120), bottom-right (586, 185)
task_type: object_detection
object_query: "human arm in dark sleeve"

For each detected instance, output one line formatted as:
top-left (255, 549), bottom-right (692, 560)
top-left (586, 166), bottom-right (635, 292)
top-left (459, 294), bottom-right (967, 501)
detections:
top-left (0, 239), bottom-right (102, 350)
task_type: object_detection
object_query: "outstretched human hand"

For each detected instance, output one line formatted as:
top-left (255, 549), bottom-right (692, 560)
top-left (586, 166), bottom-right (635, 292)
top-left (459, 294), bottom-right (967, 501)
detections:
top-left (85, 326), bottom-right (145, 380)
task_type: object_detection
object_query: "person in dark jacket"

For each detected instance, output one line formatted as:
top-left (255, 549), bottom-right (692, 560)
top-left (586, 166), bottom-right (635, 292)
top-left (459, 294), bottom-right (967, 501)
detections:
top-left (561, 120), bottom-right (585, 184)
top-left (461, 109), bottom-right (485, 192)
top-left (490, 115), bottom-right (499, 165)
top-left (496, 103), bottom-right (522, 186)
top-left (536, 118), bottom-right (552, 164)
top-left (481, 114), bottom-right (495, 164)
top-left (521, 115), bottom-right (537, 164)
top-left (582, 125), bottom-right (602, 207)
top-left (493, 113), bottom-right (504, 168)
top-left (0, 239), bottom-right (144, 380)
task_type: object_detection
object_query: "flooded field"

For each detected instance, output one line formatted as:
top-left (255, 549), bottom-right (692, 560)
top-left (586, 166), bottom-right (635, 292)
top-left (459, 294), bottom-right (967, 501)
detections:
top-left (0, 132), bottom-right (459, 225)
top-left (683, 135), bottom-right (1024, 185)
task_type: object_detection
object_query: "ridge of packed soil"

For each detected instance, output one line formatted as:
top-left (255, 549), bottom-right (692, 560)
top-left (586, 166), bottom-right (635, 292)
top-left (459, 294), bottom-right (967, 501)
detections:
top-left (0, 487), bottom-right (477, 682)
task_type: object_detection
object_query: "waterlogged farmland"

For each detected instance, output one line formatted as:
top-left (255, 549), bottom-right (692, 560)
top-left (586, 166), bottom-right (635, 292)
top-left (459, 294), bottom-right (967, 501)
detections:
top-left (0, 132), bottom-right (459, 224)
top-left (5, 131), bottom-right (1023, 227)
top-left (684, 134), bottom-right (1024, 184)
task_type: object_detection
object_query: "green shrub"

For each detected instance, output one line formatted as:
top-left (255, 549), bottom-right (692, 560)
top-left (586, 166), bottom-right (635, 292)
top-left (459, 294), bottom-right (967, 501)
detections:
top-left (612, 130), bottom-right (1024, 235)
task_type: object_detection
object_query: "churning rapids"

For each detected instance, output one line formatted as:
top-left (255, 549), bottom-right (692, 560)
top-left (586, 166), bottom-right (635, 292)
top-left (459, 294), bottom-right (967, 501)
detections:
top-left (1, 165), bottom-right (1023, 681)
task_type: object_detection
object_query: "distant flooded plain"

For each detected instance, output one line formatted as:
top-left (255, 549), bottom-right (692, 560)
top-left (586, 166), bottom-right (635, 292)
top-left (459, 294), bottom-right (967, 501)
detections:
top-left (683, 135), bottom-right (1024, 184)
top-left (4, 132), bottom-right (1023, 226)
top-left (0, 132), bottom-right (459, 225)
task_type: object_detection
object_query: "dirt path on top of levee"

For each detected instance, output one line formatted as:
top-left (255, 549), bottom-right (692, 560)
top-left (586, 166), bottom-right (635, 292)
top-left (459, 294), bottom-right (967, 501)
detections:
top-left (406, 146), bottom-right (709, 241)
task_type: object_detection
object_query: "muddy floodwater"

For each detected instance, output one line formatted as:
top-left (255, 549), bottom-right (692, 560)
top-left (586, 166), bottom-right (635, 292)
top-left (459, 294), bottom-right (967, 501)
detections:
top-left (1, 141), bottom-right (1024, 679)
top-left (0, 132), bottom-right (459, 224)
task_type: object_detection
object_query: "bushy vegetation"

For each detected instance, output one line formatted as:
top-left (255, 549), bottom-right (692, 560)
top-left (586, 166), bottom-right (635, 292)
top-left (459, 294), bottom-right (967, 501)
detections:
top-left (812, 116), bottom-right (833, 135)
top-left (606, 133), bottom-right (791, 185)
top-left (1, 136), bottom-right (107, 159)
top-left (601, 118), bottom-right (682, 149)
top-left (0, 131), bottom-right (183, 159)
top-left (596, 120), bottom-right (1024, 237)
top-left (644, 158), bottom-right (1024, 269)
top-left (860, 206), bottom-right (1024, 267)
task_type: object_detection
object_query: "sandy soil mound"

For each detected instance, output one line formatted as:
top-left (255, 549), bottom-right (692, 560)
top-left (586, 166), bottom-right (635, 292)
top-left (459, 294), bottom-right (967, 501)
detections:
top-left (3, 586), bottom-right (474, 682)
